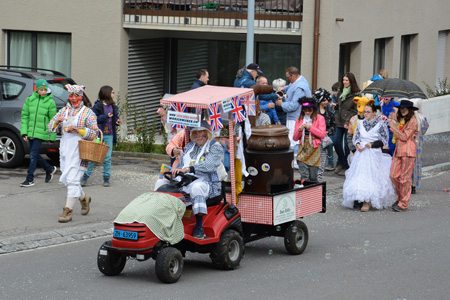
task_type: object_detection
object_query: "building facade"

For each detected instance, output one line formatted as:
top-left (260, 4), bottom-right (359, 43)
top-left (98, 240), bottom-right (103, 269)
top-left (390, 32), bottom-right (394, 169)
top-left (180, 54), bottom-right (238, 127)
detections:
top-left (1, 0), bottom-right (450, 133)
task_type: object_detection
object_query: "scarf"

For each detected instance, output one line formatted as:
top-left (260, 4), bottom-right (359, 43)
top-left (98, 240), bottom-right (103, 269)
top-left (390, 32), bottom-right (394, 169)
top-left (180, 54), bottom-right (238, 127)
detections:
top-left (301, 115), bottom-right (313, 146)
top-left (392, 118), bottom-right (405, 144)
top-left (339, 86), bottom-right (351, 101)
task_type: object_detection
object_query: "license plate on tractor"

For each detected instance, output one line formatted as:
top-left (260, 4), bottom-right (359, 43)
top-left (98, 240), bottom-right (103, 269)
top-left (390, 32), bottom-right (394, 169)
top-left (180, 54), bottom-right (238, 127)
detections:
top-left (113, 229), bottom-right (138, 240)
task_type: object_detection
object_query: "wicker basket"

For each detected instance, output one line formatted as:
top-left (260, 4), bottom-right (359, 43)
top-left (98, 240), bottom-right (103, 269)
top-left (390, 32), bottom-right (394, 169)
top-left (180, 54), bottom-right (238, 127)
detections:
top-left (78, 129), bottom-right (110, 163)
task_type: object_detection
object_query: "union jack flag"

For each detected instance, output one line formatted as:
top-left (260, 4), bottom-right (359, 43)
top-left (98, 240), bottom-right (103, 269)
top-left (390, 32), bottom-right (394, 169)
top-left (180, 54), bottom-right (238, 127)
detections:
top-left (244, 94), bottom-right (256, 116)
top-left (170, 102), bottom-right (187, 129)
top-left (208, 103), bottom-right (223, 131)
top-left (230, 96), bottom-right (247, 123)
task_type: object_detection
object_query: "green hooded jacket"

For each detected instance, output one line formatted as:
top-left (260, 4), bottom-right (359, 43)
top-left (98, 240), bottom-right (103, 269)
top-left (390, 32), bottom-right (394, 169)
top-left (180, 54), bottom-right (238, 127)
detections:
top-left (20, 91), bottom-right (57, 141)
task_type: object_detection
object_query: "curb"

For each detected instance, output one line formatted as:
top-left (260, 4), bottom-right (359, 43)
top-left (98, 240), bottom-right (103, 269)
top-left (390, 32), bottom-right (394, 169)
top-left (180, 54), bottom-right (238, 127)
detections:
top-left (1, 157), bottom-right (449, 255)
top-left (0, 222), bottom-right (113, 255)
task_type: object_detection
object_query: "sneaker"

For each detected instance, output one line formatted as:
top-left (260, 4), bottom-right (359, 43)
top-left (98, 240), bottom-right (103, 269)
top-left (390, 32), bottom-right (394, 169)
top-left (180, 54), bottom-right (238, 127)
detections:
top-left (103, 177), bottom-right (110, 187)
top-left (20, 180), bottom-right (35, 187)
top-left (80, 174), bottom-right (89, 187)
top-left (192, 227), bottom-right (206, 239)
top-left (45, 166), bottom-right (58, 183)
top-left (392, 204), bottom-right (406, 212)
top-left (325, 164), bottom-right (335, 171)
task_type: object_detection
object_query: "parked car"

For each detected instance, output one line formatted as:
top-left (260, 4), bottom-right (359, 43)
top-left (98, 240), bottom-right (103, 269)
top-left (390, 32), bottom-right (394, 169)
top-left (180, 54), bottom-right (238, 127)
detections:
top-left (0, 66), bottom-right (92, 168)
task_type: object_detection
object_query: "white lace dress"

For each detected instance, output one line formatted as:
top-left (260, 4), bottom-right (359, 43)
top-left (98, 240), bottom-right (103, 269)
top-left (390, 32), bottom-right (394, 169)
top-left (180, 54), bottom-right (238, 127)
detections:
top-left (342, 119), bottom-right (397, 209)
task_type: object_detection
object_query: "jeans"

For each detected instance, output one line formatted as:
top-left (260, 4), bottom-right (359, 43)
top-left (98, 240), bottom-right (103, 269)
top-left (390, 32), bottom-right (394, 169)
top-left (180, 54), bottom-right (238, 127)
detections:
top-left (326, 134), bottom-right (334, 166)
top-left (27, 138), bottom-right (52, 182)
top-left (85, 135), bottom-right (113, 178)
top-left (332, 126), bottom-right (349, 169)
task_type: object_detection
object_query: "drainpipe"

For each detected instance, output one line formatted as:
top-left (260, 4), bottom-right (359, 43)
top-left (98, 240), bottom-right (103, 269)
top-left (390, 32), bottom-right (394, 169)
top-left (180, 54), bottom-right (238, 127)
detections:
top-left (246, 0), bottom-right (255, 64)
top-left (312, 0), bottom-right (320, 90)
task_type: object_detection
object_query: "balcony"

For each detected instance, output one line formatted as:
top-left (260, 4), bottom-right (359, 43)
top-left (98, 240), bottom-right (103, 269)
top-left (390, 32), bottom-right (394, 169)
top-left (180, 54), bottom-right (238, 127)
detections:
top-left (123, 0), bottom-right (302, 34)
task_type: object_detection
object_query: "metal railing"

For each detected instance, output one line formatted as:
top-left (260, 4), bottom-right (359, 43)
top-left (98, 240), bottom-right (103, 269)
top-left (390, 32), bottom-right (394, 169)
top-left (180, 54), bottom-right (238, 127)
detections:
top-left (123, 0), bottom-right (302, 31)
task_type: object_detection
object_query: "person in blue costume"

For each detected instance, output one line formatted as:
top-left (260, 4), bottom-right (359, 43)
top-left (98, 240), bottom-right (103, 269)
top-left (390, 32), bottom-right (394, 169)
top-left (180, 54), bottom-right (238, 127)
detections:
top-left (380, 96), bottom-right (400, 155)
top-left (256, 76), bottom-right (281, 124)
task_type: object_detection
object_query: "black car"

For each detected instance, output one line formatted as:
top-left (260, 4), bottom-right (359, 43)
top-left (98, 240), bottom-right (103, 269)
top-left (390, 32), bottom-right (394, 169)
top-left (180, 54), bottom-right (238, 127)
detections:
top-left (0, 66), bottom-right (91, 167)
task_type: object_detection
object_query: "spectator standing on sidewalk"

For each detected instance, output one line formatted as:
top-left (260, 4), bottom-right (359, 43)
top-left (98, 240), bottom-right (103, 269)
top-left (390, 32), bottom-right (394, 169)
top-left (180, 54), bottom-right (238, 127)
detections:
top-left (81, 86), bottom-right (122, 187)
top-left (256, 76), bottom-right (281, 125)
top-left (48, 84), bottom-right (98, 223)
top-left (275, 66), bottom-right (312, 169)
top-left (333, 73), bottom-right (359, 176)
top-left (20, 79), bottom-right (57, 187)
top-left (314, 88), bottom-right (335, 182)
top-left (191, 69), bottom-right (209, 90)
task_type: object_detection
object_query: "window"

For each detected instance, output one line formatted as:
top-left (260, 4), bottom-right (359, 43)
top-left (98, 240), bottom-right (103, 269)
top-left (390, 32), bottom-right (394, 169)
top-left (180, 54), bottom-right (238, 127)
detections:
top-left (436, 30), bottom-right (449, 87)
top-left (1, 80), bottom-right (25, 100)
top-left (7, 31), bottom-right (71, 76)
top-left (400, 35), bottom-right (411, 80)
top-left (373, 38), bottom-right (386, 74)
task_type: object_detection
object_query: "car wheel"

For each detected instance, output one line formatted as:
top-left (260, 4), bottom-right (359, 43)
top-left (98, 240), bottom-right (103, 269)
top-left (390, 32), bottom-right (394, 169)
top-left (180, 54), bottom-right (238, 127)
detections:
top-left (0, 130), bottom-right (24, 168)
top-left (210, 229), bottom-right (244, 270)
top-left (97, 241), bottom-right (126, 276)
top-left (284, 220), bottom-right (309, 255)
top-left (155, 247), bottom-right (184, 283)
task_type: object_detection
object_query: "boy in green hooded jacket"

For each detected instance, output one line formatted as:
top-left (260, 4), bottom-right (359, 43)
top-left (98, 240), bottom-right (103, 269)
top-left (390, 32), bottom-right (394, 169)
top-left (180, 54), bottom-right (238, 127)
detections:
top-left (20, 79), bottom-right (58, 187)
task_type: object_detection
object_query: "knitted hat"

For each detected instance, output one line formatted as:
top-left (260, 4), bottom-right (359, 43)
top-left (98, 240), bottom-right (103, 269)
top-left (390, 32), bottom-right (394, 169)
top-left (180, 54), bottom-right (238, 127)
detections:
top-left (35, 79), bottom-right (49, 91)
top-left (65, 84), bottom-right (85, 96)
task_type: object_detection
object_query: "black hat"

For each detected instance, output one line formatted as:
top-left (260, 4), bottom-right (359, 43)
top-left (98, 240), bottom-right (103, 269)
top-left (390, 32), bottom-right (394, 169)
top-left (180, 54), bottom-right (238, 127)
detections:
top-left (298, 96), bottom-right (317, 109)
top-left (247, 63), bottom-right (263, 74)
top-left (398, 99), bottom-right (418, 111)
top-left (313, 88), bottom-right (331, 103)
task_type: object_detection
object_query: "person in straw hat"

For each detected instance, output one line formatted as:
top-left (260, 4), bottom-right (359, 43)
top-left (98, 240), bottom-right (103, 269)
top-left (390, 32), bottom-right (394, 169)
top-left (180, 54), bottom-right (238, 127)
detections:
top-left (388, 99), bottom-right (419, 212)
top-left (154, 120), bottom-right (224, 239)
top-left (48, 84), bottom-right (98, 222)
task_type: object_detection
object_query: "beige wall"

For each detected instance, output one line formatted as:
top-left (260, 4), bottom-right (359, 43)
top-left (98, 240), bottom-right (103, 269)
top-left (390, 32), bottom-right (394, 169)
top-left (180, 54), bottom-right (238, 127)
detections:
top-left (0, 0), bottom-right (129, 105)
top-left (301, 0), bottom-right (450, 93)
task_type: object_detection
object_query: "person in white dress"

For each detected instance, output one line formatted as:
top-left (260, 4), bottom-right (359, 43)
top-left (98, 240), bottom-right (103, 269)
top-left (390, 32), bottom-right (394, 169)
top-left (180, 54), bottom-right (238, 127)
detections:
top-left (342, 104), bottom-right (396, 211)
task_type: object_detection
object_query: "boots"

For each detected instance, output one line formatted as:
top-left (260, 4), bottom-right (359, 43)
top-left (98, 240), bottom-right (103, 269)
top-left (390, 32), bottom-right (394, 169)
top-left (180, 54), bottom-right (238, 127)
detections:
top-left (58, 207), bottom-right (73, 223)
top-left (79, 193), bottom-right (91, 215)
top-left (361, 202), bottom-right (370, 212)
top-left (80, 174), bottom-right (89, 187)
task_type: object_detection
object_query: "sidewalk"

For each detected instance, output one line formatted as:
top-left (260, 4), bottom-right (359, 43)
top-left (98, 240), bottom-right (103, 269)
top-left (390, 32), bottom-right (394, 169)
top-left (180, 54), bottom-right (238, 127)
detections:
top-left (1, 131), bottom-right (450, 254)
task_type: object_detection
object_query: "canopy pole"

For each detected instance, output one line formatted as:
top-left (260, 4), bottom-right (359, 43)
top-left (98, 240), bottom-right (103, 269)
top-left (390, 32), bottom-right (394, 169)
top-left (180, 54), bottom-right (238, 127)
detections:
top-left (246, 0), bottom-right (255, 65)
top-left (229, 114), bottom-right (236, 205)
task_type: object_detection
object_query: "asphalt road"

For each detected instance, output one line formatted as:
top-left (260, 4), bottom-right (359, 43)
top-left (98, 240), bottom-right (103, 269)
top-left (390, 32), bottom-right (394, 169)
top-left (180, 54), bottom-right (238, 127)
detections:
top-left (1, 132), bottom-right (450, 299)
top-left (1, 168), bottom-right (449, 300)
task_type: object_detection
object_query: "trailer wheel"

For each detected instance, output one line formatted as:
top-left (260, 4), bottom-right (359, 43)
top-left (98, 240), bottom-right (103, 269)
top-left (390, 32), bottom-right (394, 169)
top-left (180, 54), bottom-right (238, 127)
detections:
top-left (210, 230), bottom-right (244, 270)
top-left (284, 220), bottom-right (308, 255)
top-left (155, 247), bottom-right (183, 283)
top-left (97, 242), bottom-right (126, 276)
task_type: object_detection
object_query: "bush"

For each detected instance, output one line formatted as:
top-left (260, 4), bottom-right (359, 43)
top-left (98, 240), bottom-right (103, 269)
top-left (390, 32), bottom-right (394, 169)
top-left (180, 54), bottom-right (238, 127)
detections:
top-left (424, 78), bottom-right (450, 98)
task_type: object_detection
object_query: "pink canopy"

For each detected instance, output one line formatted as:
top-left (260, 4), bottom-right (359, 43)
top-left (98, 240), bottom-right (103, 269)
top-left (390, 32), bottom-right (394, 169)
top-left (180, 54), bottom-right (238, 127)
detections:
top-left (160, 85), bottom-right (254, 108)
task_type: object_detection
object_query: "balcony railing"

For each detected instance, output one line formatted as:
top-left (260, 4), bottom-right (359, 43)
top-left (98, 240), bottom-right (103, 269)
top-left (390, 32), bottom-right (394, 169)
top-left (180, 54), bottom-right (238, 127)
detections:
top-left (123, 0), bottom-right (302, 31)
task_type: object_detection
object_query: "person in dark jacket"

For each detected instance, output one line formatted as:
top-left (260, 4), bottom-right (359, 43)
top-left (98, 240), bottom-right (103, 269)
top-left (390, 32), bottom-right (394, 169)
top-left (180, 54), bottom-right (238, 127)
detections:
top-left (81, 85), bottom-right (122, 187)
top-left (190, 69), bottom-right (209, 90)
top-left (20, 79), bottom-right (58, 187)
top-left (314, 88), bottom-right (336, 182)
top-left (233, 63), bottom-right (262, 88)
top-left (332, 72), bottom-right (360, 176)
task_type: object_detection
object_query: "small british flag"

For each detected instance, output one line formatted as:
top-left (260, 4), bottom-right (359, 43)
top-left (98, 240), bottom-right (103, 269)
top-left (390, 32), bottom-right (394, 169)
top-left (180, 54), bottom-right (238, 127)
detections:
top-left (244, 94), bottom-right (256, 116)
top-left (230, 96), bottom-right (247, 123)
top-left (209, 103), bottom-right (223, 131)
top-left (170, 102), bottom-right (187, 129)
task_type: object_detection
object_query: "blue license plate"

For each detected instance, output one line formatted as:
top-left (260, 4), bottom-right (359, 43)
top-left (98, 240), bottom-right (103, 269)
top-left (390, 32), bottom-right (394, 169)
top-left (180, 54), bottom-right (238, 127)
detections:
top-left (113, 229), bottom-right (138, 240)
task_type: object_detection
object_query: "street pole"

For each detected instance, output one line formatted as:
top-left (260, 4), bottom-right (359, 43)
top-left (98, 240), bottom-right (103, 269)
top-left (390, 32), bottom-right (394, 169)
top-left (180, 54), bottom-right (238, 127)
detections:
top-left (246, 0), bottom-right (255, 65)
